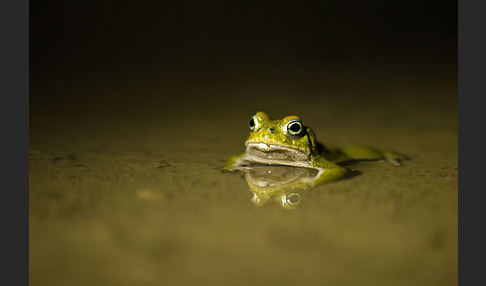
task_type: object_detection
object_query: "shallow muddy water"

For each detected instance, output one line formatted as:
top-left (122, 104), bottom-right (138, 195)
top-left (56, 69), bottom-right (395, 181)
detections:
top-left (29, 62), bottom-right (457, 286)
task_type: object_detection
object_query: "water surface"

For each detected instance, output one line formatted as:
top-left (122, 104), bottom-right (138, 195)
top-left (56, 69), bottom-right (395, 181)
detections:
top-left (30, 65), bottom-right (457, 285)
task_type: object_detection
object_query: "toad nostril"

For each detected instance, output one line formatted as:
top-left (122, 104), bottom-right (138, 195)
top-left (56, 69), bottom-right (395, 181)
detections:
top-left (269, 127), bottom-right (276, 133)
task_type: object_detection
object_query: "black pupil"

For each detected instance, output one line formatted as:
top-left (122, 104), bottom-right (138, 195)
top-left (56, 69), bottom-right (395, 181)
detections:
top-left (289, 122), bottom-right (301, 133)
top-left (249, 118), bottom-right (255, 129)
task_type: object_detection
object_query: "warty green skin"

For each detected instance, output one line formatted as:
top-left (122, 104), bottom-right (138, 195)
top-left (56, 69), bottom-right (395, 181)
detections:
top-left (226, 111), bottom-right (404, 184)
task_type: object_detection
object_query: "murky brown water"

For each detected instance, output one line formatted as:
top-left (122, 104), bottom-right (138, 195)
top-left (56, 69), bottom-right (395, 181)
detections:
top-left (29, 64), bottom-right (457, 286)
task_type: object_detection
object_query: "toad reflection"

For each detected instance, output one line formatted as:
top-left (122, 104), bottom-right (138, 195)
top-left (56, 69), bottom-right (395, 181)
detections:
top-left (233, 163), bottom-right (348, 209)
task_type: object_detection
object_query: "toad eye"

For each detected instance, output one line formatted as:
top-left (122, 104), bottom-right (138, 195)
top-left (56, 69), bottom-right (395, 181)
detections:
top-left (249, 115), bottom-right (257, 131)
top-left (286, 120), bottom-right (304, 136)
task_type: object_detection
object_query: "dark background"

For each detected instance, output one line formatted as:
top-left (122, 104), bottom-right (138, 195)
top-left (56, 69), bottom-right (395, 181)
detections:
top-left (30, 0), bottom-right (457, 116)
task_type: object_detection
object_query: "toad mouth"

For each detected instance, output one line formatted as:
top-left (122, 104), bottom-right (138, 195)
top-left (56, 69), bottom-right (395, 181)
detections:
top-left (245, 142), bottom-right (310, 162)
